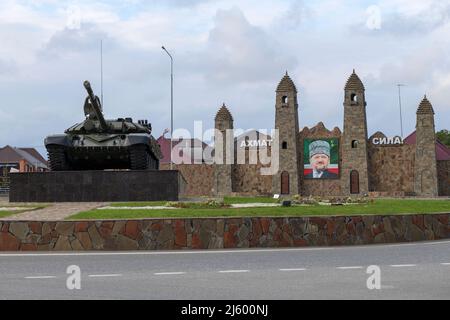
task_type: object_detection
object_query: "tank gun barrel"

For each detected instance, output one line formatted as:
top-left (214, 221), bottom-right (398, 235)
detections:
top-left (83, 80), bottom-right (108, 131)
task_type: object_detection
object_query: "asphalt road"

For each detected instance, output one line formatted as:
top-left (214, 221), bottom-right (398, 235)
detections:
top-left (0, 240), bottom-right (450, 300)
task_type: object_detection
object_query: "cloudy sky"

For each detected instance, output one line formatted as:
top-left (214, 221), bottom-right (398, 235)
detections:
top-left (0, 0), bottom-right (449, 156)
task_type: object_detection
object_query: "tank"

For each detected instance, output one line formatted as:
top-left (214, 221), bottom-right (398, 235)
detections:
top-left (45, 80), bottom-right (162, 171)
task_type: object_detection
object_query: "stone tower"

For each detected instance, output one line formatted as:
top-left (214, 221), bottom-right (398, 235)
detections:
top-left (341, 70), bottom-right (369, 195)
top-left (214, 104), bottom-right (234, 195)
top-left (414, 96), bottom-right (438, 197)
top-left (272, 72), bottom-right (300, 195)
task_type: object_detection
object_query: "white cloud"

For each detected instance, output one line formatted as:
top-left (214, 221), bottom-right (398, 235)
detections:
top-left (0, 0), bottom-right (449, 154)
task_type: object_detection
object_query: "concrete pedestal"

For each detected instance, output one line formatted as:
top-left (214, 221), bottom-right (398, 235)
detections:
top-left (9, 170), bottom-right (186, 203)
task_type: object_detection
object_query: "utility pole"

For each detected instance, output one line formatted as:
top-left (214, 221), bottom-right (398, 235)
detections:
top-left (100, 40), bottom-right (104, 107)
top-left (397, 84), bottom-right (406, 138)
top-left (162, 46), bottom-right (174, 170)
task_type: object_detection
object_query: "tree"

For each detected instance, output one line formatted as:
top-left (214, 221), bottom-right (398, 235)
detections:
top-left (437, 130), bottom-right (450, 147)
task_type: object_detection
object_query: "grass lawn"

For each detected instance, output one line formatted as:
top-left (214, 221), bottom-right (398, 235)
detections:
top-left (68, 199), bottom-right (450, 220)
top-left (0, 211), bottom-right (18, 219)
top-left (109, 197), bottom-right (279, 208)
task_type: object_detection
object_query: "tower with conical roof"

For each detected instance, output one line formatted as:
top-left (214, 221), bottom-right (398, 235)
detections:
top-left (214, 103), bottom-right (234, 195)
top-left (341, 70), bottom-right (370, 195)
top-left (414, 96), bottom-right (438, 197)
top-left (272, 72), bottom-right (300, 195)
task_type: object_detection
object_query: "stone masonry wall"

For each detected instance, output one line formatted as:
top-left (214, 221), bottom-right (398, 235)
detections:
top-left (438, 160), bottom-right (450, 196)
top-left (232, 147), bottom-right (273, 195)
top-left (161, 164), bottom-right (215, 196)
top-left (368, 144), bottom-right (415, 194)
top-left (1, 214), bottom-right (449, 251)
top-left (232, 164), bottom-right (272, 195)
top-left (414, 113), bottom-right (439, 196)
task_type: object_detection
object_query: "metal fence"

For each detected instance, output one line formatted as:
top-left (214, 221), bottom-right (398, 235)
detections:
top-left (0, 177), bottom-right (10, 195)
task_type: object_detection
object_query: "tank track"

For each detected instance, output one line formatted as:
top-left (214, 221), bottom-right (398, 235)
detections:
top-left (47, 146), bottom-right (71, 171)
top-left (129, 145), bottom-right (159, 170)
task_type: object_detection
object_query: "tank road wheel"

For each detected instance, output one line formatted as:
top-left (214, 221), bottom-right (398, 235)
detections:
top-left (47, 146), bottom-right (70, 171)
top-left (130, 145), bottom-right (150, 170)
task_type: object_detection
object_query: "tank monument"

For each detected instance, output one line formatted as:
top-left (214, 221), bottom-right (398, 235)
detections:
top-left (9, 81), bottom-right (185, 202)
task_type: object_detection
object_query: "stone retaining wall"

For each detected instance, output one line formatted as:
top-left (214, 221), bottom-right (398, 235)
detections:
top-left (1, 214), bottom-right (449, 251)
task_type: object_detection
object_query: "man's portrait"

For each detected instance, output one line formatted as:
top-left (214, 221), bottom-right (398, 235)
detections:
top-left (304, 139), bottom-right (339, 179)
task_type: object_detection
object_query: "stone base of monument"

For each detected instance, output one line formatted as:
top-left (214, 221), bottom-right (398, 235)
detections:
top-left (9, 170), bottom-right (186, 203)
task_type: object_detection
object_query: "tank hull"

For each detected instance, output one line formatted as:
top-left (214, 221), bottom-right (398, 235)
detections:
top-left (45, 133), bottom-right (160, 171)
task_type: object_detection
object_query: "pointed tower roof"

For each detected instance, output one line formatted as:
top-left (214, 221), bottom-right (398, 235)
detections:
top-left (215, 103), bottom-right (233, 121)
top-left (276, 72), bottom-right (297, 92)
top-left (345, 69), bottom-right (365, 91)
top-left (417, 95), bottom-right (435, 115)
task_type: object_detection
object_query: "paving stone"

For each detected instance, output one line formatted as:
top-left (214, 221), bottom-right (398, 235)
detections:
top-left (238, 224), bottom-right (250, 242)
top-left (3, 203), bottom-right (108, 221)
top-left (54, 236), bottom-right (72, 251)
top-left (112, 221), bottom-right (126, 235)
top-left (374, 233), bottom-right (386, 244)
top-left (42, 223), bottom-right (53, 237)
top-left (55, 222), bottom-right (74, 236)
top-left (75, 222), bottom-right (89, 233)
top-left (9, 223), bottom-right (30, 240)
top-left (407, 224), bottom-right (425, 241)
top-left (29, 222), bottom-right (42, 234)
top-left (199, 227), bottom-right (211, 249)
top-left (70, 239), bottom-right (84, 251)
top-left (123, 221), bottom-right (139, 240)
top-left (216, 219), bottom-right (225, 237)
top-left (20, 243), bottom-right (38, 251)
top-left (0, 232), bottom-right (20, 251)
top-left (174, 220), bottom-right (187, 247)
top-left (88, 225), bottom-right (104, 250)
top-left (115, 235), bottom-right (139, 250)
top-left (208, 236), bottom-right (223, 249)
top-left (157, 224), bottom-right (174, 244)
top-left (76, 232), bottom-right (92, 250)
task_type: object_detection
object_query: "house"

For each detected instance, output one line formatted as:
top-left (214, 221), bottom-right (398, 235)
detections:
top-left (157, 135), bottom-right (214, 165)
top-left (0, 145), bottom-right (48, 174)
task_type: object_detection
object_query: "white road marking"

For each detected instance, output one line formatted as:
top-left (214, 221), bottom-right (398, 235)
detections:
top-left (381, 285), bottom-right (395, 289)
top-left (390, 264), bottom-right (417, 268)
top-left (279, 268), bottom-right (307, 272)
top-left (25, 276), bottom-right (57, 279)
top-left (154, 272), bottom-right (186, 276)
top-left (88, 274), bottom-right (122, 278)
top-left (219, 270), bottom-right (250, 273)
top-left (337, 266), bottom-right (364, 270)
top-left (441, 263), bottom-right (450, 266)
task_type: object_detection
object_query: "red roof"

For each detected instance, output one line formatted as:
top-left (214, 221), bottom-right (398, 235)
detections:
top-left (156, 136), bottom-right (212, 164)
top-left (404, 131), bottom-right (450, 161)
top-left (0, 145), bottom-right (48, 168)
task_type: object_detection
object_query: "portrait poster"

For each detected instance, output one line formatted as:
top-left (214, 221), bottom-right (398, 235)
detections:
top-left (303, 138), bottom-right (339, 179)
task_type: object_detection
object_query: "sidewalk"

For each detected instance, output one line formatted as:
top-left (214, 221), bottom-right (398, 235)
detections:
top-left (1, 202), bottom-right (108, 221)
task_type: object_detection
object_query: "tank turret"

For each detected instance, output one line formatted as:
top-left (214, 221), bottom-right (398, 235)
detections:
top-left (44, 81), bottom-right (162, 171)
top-left (83, 80), bottom-right (108, 132)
